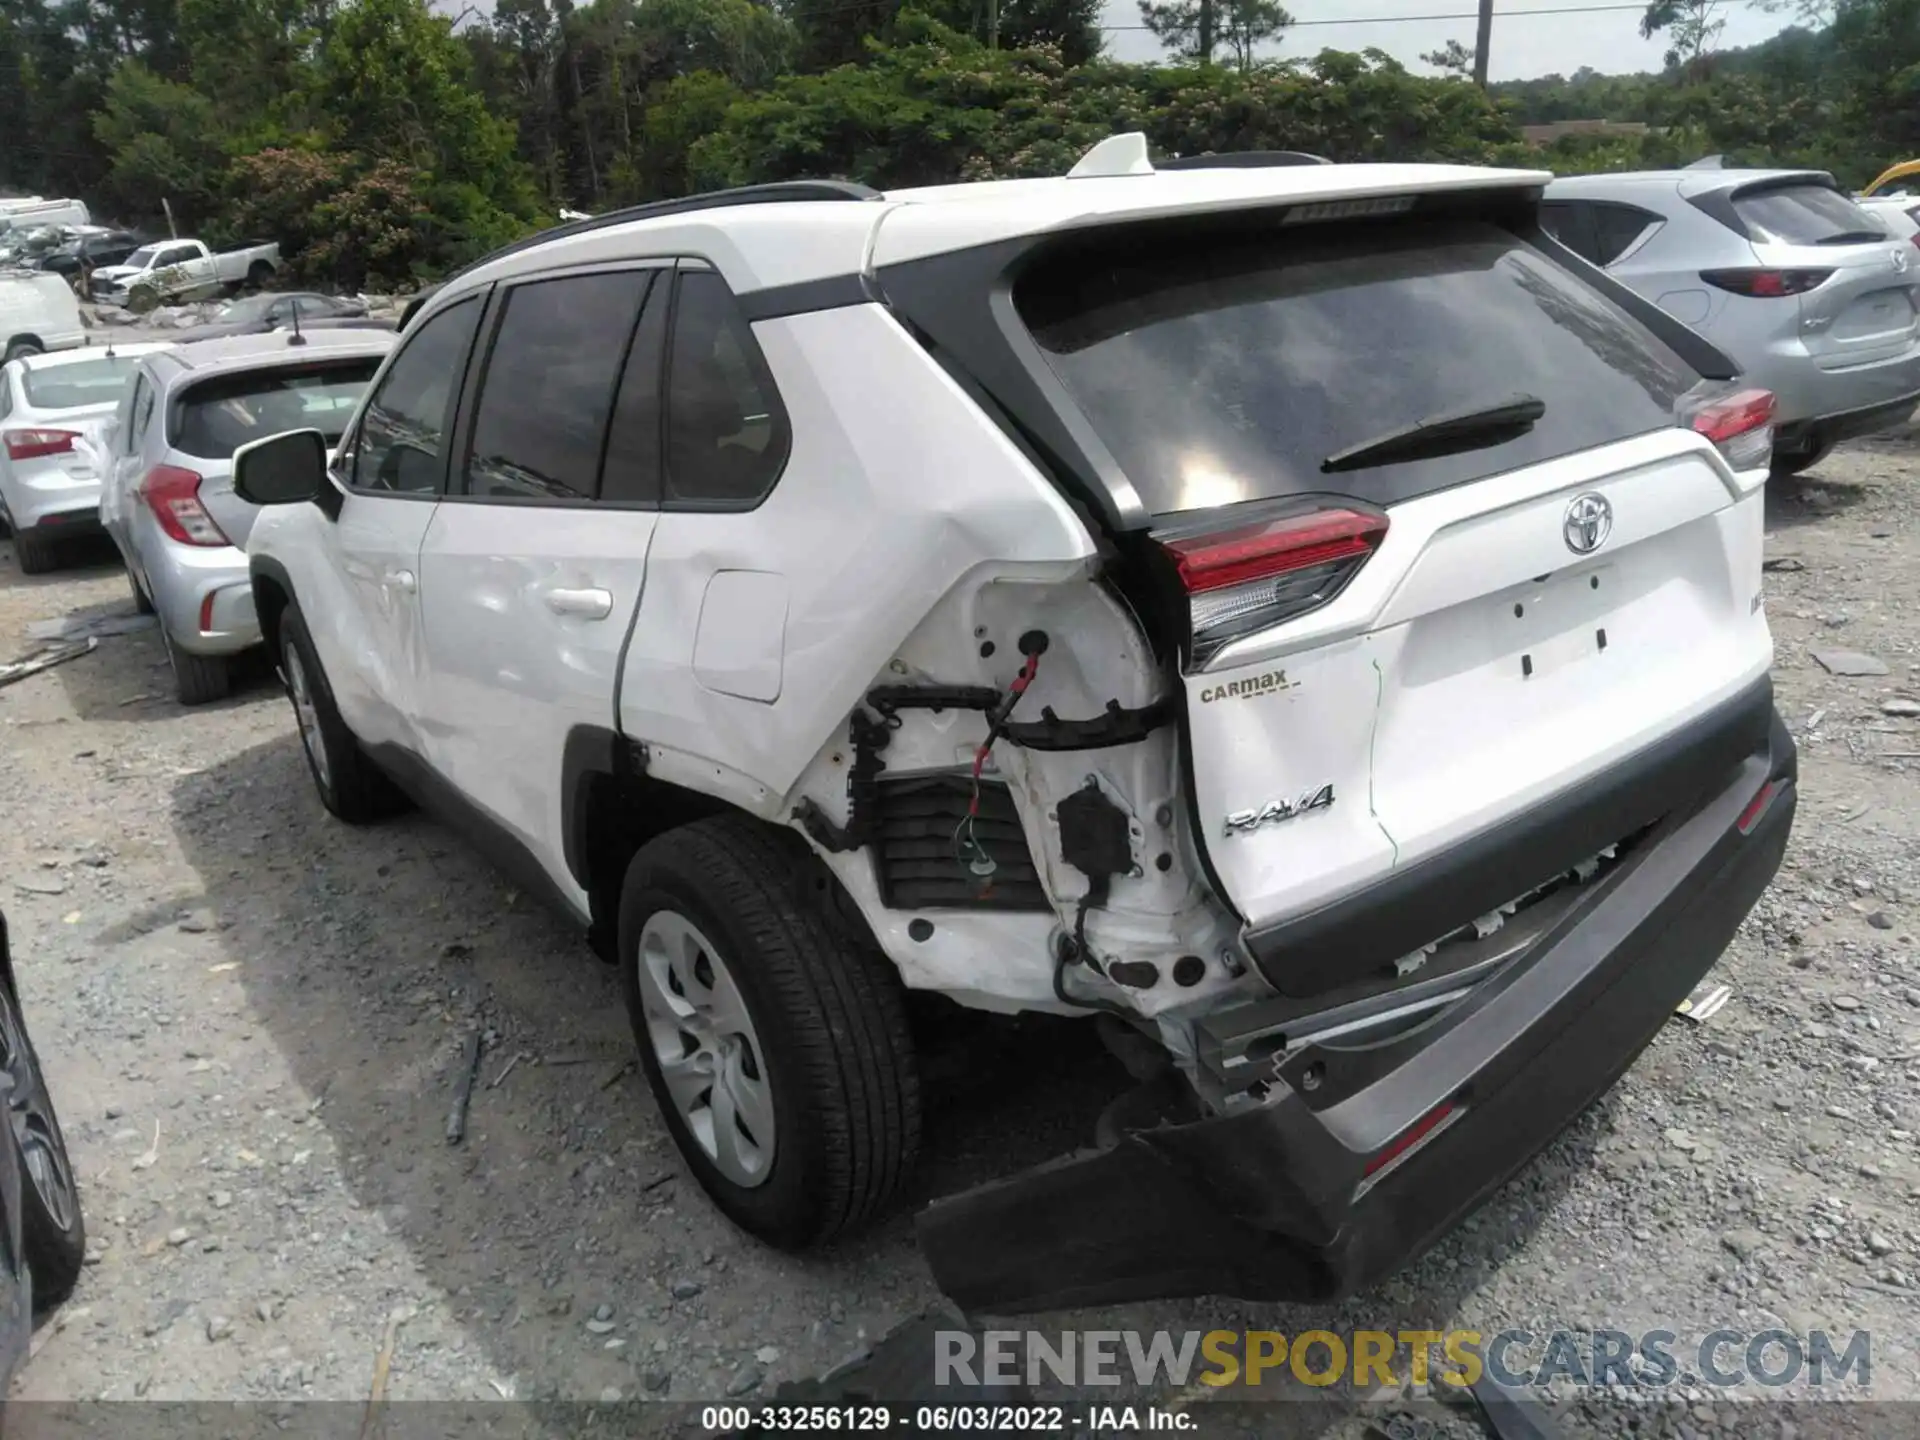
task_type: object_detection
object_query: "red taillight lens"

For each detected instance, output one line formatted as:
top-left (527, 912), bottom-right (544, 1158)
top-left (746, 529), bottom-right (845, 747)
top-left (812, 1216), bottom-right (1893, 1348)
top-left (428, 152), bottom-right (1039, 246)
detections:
top-left (140, 464), bottom-right (229, 547)
top-left (1157, 506), bottom-right (1389, 664)
top-left (1680, 385), bottom-right (1775, 473)
top-left (1363, 1100), bottom-right (1458, 1180)
top-left (1736, 779), bottom-right (1782, 835)
top-left (3, 428), bottom-right (79, 462)
top-left (1700, 268), bottom-right (1833, 298)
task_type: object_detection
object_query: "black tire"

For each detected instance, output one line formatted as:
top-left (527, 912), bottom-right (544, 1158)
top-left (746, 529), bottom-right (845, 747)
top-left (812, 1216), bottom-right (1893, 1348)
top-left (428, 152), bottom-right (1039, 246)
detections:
top-left (279, 602), bottom-right (409, 823)
top-left (2, 340), bottom-right (41, 365)
top-left (162, 629), bottom-right (231, 706)
top-left (246, 262), bottom-right (273, 292)
top-left (0, 980), bottom-right (85, 1310)
top-left (619, 817), bottom-right (920, 1249)
top-left (9, 527), bottom-right (57, 576)
top-left (1772, 439), bottom-right (1835, 479)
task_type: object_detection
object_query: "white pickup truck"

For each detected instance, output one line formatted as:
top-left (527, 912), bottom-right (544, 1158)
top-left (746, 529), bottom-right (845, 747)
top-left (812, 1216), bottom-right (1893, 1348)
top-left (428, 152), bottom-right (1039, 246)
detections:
top-left (87, 237), bottom-right (281, 312)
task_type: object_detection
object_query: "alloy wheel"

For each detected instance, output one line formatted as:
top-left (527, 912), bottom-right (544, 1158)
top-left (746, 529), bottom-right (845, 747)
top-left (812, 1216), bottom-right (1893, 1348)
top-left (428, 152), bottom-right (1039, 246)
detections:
top-left (284, 645), bottom-right (332, 794)
top-left (635, 911), bottom-right (777, 1188)
top-left (0, 986), bottom-right (77, 1237)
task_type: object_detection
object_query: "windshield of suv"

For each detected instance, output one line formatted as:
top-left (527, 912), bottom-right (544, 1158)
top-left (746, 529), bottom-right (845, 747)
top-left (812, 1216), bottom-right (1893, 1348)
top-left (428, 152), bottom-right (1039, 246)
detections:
top-left (170, 358), bottom-right (381, 460)
top-left (1734, 184), bottom-right (1885, 245)
top-left (1016, 217), bottom-right (1698, 516)
top-left (22, 355), bottom-right (143, 410)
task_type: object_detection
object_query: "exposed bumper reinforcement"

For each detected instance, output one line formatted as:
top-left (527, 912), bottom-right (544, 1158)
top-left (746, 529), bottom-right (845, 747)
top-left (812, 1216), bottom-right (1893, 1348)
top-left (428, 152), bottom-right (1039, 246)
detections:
top-left (914, 705), bottom-right (1796, 1315)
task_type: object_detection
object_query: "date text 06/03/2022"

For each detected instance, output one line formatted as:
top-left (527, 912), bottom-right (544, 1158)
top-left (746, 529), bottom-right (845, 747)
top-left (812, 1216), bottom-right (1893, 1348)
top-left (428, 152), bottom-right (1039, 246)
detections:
top-left (699, 1405), bottom-right (1195, 1432)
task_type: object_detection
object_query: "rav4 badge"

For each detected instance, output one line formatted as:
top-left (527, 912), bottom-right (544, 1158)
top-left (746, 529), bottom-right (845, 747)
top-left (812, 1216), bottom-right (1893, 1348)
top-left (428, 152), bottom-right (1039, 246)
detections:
top-left (1223, 783), bottom-right (1335, 838)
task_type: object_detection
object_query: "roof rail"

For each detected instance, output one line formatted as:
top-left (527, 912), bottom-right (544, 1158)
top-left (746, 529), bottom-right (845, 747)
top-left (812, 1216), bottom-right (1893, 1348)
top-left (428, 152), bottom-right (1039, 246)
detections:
top-left (445, 180), bottom-right (883, 286)
top-left (1159, 150), bottom-right (1333, 169)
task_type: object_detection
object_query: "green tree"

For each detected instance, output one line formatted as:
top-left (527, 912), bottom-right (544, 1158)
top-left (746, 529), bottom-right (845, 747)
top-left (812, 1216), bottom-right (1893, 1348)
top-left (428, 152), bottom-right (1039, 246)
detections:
top-left (91, 60), bottom-right (227, 226)
top-left (1641, 0), bottom-right (1727, 75)
top-left (1141, 0), bottom-right (1294, 65)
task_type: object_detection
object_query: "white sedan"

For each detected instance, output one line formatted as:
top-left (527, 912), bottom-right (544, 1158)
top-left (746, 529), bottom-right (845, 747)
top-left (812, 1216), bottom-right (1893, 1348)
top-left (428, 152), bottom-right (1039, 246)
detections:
top-left (1, 342), bottom-right (175, 574)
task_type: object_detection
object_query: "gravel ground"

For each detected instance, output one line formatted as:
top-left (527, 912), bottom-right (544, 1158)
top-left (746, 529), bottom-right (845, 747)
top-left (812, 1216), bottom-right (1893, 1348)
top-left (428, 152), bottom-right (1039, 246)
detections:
top-left (0, 422), bottom-right (1916, 1433)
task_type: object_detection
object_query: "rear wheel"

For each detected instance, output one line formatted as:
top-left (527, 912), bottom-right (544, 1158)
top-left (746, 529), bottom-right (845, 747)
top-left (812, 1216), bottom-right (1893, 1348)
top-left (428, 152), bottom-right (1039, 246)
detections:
top-left (0, 979), bottom-right (85, 1309)
top-left (128, 568), bottom-right (154, 614)
top-left (280, 601), bottom-right (409, 823)
top-left (246, 262), bottom-right (273, 292)
top-left (2, 340), bottom-right (41, 364)
top-left (161, 626), bottom-right (231, 706)
top-left (10, 527), bottom-right (58, 576)
top-left (619, 817), bottom-right (920, 1250)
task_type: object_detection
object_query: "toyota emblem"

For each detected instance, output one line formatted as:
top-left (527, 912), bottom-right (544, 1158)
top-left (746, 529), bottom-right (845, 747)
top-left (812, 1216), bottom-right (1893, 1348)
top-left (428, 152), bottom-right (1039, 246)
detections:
top-left (1563, 493), bottom-right (1613, 554)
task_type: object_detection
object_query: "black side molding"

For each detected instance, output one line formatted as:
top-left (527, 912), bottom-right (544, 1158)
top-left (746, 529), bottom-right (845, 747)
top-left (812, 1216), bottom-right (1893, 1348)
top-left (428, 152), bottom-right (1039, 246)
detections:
top-left (365, 741), bottom-right (589, 930)
top-left (1244, 676), bottom-right (1777, 998)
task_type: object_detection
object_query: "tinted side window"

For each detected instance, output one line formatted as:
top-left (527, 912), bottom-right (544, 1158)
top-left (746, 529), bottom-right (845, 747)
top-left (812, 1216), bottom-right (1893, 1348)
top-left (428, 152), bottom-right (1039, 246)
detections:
top-left (353, 296), bottom-right (482, 495)
top-left (1590, 204), bottom-right (1662, 266)
top-left (600, 277), bottom-right (670, 506)
top-left (1538, 201), bottom-right (1599, 263)
top-left (461, 271), bottom-right (651, 502)
top-left (663, 270), bottom-right (790, 507)
top-left (127, 374), bottom-right (156, 453)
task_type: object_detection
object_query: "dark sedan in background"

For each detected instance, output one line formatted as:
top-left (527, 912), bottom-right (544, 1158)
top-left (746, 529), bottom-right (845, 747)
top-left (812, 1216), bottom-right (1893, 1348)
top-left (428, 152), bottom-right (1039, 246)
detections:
top-left (180, 291), bottom-right (394, 344)
top-left (0, 910), bottom-right (84, 1404)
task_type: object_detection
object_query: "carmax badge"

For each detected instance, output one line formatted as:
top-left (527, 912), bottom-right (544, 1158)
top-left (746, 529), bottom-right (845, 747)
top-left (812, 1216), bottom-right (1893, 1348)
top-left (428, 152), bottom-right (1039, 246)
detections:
top-left (1223, 783), bottom-right (1335, 837)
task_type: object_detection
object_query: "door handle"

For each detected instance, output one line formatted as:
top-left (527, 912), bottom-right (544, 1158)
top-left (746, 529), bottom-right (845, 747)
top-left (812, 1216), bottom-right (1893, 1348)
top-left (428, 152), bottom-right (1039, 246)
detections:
top-left (385, 568), bottom-right (416, 593)
top-left (543, 586), bottom-right (614, 620)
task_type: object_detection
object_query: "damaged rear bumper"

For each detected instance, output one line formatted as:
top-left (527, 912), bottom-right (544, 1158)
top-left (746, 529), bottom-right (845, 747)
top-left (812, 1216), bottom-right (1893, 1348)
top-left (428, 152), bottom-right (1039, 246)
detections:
top-left (915, 701), bottom-right (1797, 1315)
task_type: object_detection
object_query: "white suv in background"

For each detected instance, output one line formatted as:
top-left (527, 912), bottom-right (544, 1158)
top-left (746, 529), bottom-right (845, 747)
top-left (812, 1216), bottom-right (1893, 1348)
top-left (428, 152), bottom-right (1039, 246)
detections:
top-left (233, 138), bottom-right (1799, 1315)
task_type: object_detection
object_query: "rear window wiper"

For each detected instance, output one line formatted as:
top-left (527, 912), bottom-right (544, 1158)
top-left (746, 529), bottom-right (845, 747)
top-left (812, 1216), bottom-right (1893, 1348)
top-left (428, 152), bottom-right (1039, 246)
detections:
top-left (1815, 230), bottom-right (1894, 245)
top-left (1320, 394), bottom-right (1546, 474)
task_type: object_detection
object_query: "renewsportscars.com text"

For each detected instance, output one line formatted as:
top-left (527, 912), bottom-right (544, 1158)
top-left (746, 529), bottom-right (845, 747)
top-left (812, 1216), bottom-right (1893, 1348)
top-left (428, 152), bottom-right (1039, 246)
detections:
top-left (934, 1328), bottom-right (1873, 1392)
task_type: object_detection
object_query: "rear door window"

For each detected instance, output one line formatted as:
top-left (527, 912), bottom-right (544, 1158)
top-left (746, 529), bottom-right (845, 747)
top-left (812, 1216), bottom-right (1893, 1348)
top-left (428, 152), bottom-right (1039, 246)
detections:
top-left (1016, 218), bottom-right (1699, 516)
top-left (1733, 184), bottom-right (1884, 245)
top-left (459, 269), bottom-right (653, 502)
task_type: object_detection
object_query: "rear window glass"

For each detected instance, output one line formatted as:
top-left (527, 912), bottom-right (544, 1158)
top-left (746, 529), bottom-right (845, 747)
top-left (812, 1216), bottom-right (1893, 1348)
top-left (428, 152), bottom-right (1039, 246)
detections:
top-left (1733, 185), bottom-right (1883, 245)
top-left (22, 356), bottom-right (141, 410)
top-left (1016, 219), bottom-right (1698, 516)
top-left (170, 359), bottom-right (380, 461)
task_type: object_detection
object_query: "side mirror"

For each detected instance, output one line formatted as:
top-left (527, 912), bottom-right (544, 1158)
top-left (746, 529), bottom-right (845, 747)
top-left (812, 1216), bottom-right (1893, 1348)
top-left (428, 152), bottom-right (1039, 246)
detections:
top-left (233, 428), bottom-right (327, 507)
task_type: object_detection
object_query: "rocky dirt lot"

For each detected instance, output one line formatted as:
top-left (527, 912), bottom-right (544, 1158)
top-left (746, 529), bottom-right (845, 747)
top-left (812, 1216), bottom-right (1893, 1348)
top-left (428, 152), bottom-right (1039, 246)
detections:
top-left (0, 433), bottom-right (1917, 1435)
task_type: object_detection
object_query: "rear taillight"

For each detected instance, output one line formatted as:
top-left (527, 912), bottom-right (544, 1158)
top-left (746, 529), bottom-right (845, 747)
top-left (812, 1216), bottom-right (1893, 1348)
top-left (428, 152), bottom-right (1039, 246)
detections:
top-left (1700, 268), bottom-right (1833, 297)
top-left (3, 428), bottom-right (78, 462)
top-left (140, 464), bottom-right (229, 547)
top-left (1157, 505), bottom-right (1389, 665)
top-left (1680, 385), bottom-right (1776, 472)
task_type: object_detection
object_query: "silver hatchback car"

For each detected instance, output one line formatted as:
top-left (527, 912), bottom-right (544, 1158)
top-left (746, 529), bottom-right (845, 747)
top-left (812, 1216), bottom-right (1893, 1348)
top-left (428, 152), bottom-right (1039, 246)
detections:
top-left (100, 329), bottom-right (395, 704)
top-left (1543, 169), bottom-right (1920, 474)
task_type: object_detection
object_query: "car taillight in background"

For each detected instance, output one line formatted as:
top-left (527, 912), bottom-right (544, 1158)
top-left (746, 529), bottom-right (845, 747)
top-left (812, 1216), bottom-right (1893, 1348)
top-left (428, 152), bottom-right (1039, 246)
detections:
top-left (139, 465), bottom-right (230, 547)
top-left (3, 428), bottom-right (78, 462)
top-left (1679, 385), bottom-right (1776, 472)
top-left (1699, 268), bottom-right (1834, 298)
top-left (1155, 504), bottom-right (1390, 665)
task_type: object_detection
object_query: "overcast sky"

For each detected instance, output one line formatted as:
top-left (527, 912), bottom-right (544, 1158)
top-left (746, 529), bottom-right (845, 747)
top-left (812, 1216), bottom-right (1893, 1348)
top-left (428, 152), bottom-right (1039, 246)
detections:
top-left (1094, 0), bottom-right (1792, 79)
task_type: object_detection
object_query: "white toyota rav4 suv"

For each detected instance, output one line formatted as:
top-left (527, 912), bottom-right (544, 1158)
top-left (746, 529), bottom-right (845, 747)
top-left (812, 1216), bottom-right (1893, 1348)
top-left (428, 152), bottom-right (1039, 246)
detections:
top-left (233, 136), bottom-right (1798, 1315)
